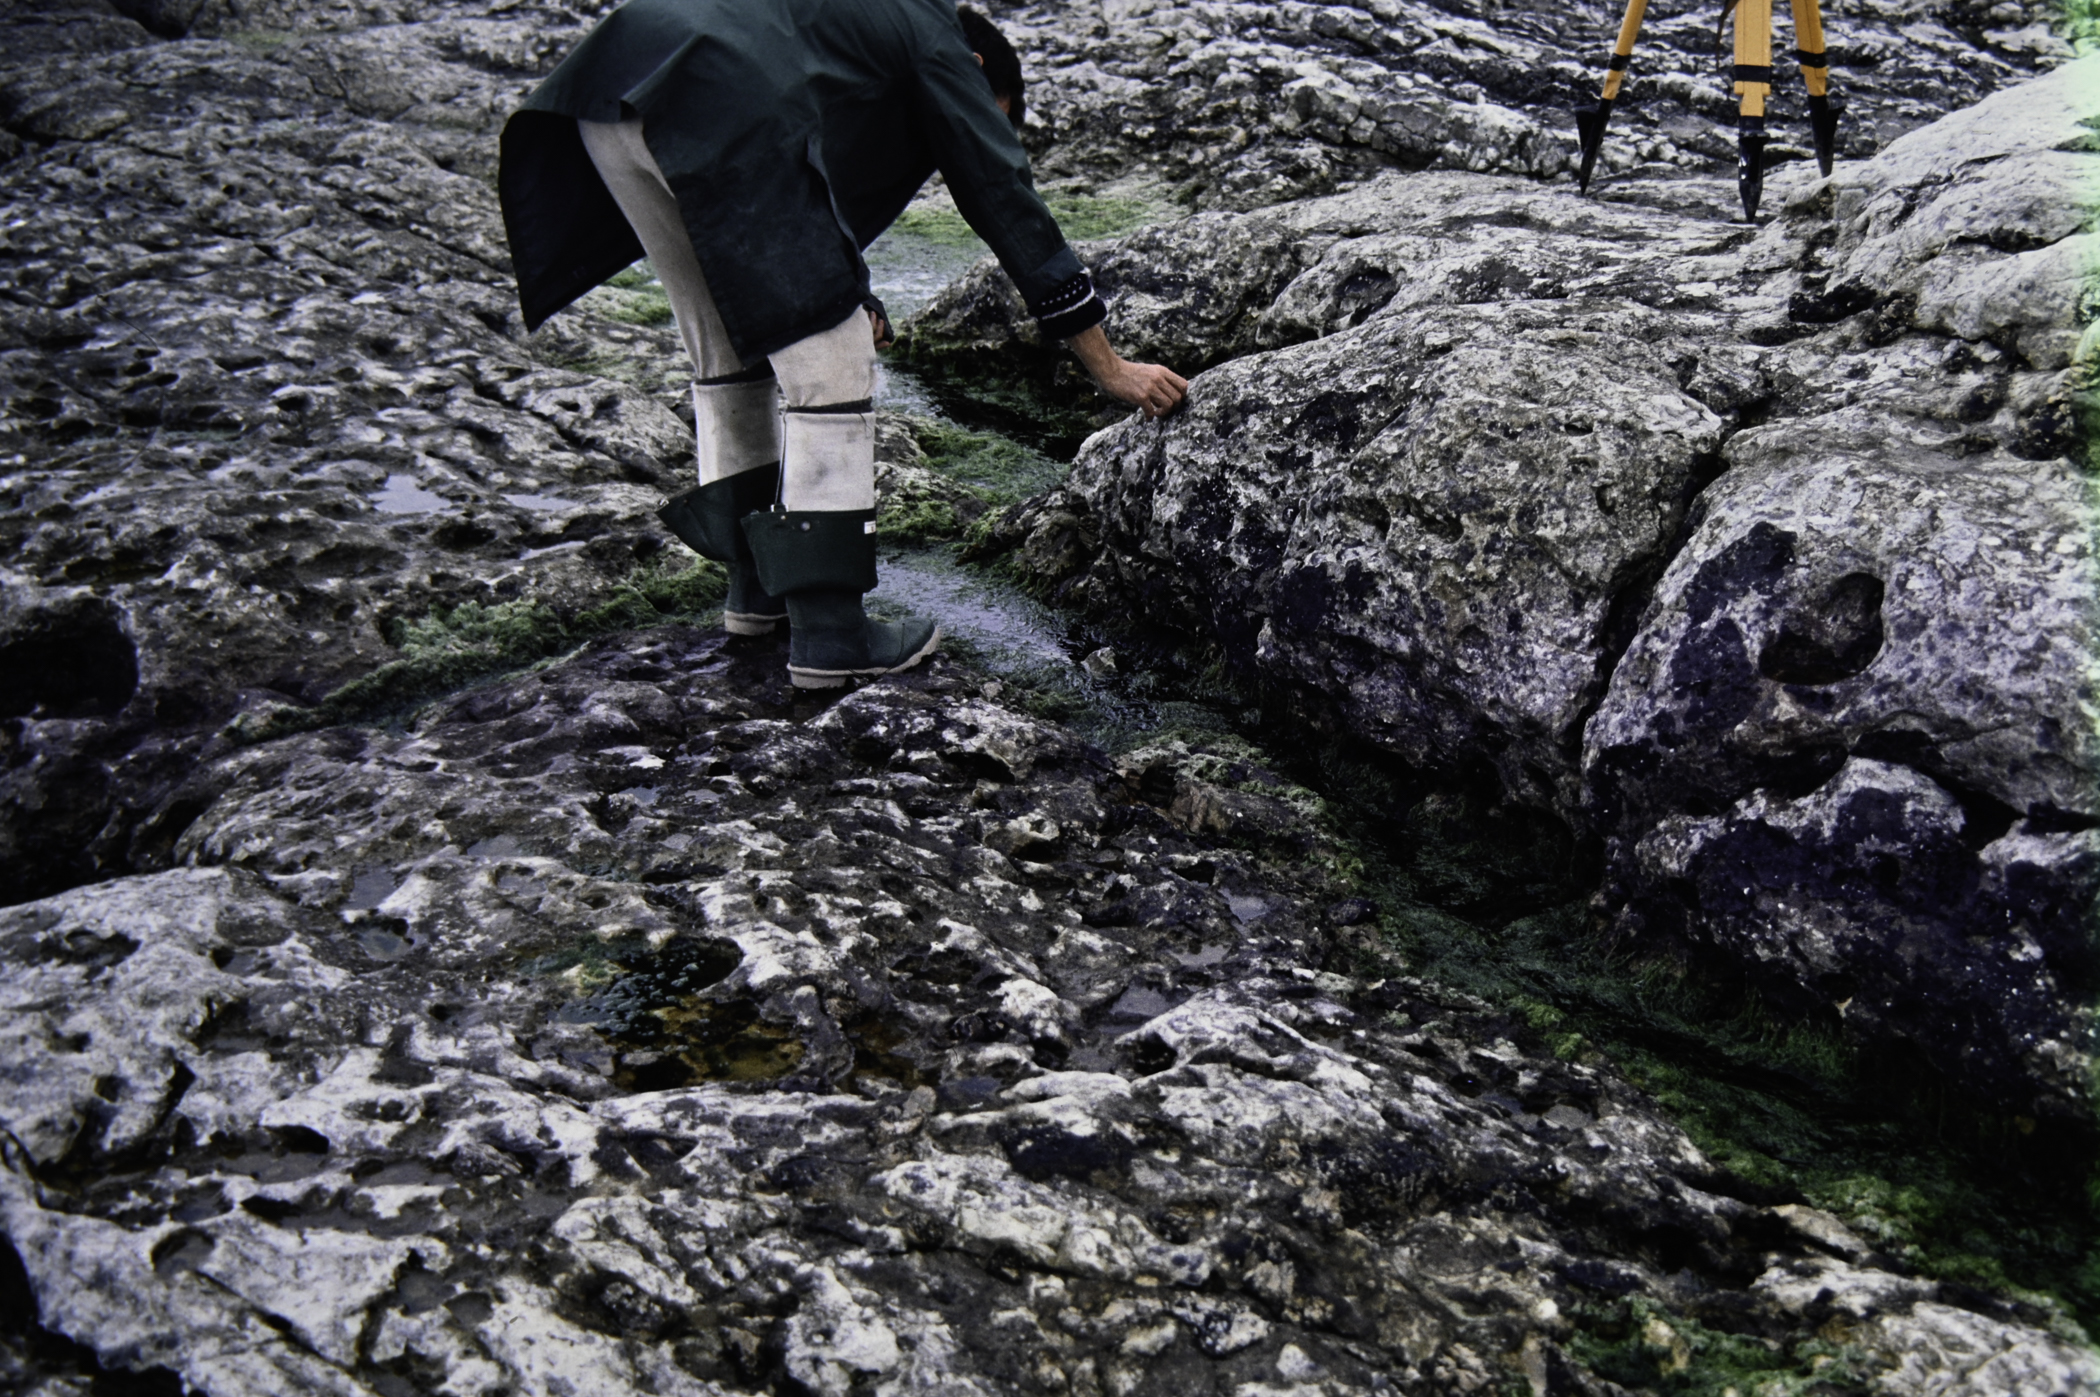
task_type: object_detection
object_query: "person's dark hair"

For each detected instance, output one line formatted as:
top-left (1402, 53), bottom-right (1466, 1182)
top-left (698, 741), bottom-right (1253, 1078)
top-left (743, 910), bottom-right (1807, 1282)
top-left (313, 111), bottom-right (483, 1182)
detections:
top-left (957, 6), bottom-right (1024, 129)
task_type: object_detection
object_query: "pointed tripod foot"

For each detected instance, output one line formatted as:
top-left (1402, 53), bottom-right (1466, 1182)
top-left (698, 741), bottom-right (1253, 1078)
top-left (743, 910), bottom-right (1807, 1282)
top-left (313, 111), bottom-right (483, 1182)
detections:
top-left (1575, 98), bottom-right (1614, 194)
top-left (1736, 117), bottom-right (1768, 221)
top-left (1808, 93), bottom-right (1844, 178)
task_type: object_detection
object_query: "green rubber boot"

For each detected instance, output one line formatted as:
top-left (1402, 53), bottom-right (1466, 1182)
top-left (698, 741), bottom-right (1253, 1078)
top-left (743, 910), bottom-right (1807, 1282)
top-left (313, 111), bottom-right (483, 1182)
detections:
top-left (742, 508), bottom-right (941, 689)
top-left (656, 464), bottom-right (788, 635)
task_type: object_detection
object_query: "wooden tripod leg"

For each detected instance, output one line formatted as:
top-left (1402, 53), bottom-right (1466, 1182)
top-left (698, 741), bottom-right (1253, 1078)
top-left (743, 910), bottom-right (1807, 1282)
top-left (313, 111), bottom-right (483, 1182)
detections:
top-left (1791, 0), bottom-right (1828, 98)
top-left (1732, 0), bottom-right (1773, 217)
top-left (1733, 0), bottom-right (1772, 119)
top-left (1603, 0), bottom-right (1650, 104)
top-left (1792, 0), bottom-right (1842, 175)
top-left (1575, 0), bottom-right (1648, 192)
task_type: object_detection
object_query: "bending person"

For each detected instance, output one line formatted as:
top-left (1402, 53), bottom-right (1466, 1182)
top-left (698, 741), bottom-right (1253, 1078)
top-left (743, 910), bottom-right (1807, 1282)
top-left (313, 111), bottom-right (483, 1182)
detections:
top-left (499, 0), bottom-right (1186, 688)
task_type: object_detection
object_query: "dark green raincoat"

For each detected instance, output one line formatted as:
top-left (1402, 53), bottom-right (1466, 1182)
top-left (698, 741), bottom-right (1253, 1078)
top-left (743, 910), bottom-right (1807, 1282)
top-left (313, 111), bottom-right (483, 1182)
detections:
top-left (499, 0), bottom-right (1101, 360)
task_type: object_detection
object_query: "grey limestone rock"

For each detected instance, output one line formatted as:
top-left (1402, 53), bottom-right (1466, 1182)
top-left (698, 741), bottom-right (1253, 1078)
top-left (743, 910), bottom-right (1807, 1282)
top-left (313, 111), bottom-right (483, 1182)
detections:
top-left (0, 1), bottom-right (871, 904)
top-left (988, 170), bottom-right (1752, 810)
top-left (4, 0), bottom-right (2099, 1390)
top-left (907, 0), bottom-right (2074, 378)
top-left (1584, 57), bottom-right (2100, 1117)
top-left (981, 55), bottom-right (2100, 1114)
top-left (993, 0), bottom-right (2072, 215)
top-left (5, 629), bottom-right (2092, 1396)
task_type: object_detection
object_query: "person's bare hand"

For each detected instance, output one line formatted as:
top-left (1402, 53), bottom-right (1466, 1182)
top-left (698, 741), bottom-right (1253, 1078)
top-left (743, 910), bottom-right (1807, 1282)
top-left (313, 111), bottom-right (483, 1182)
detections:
top-left (1094, 358), bottom-right (1187, 420)
top-left (868, 308), bottom-right (894, 351)
top-left (1063, 324), bottom-right (1187, 420)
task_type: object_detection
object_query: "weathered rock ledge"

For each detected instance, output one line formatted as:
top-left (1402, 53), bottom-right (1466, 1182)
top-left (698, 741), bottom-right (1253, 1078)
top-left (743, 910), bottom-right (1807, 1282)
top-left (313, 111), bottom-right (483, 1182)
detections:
top-left (967, 59), bottom-right (2099, 1122)
top-left (6, 630), bottom-right (2096, 1397)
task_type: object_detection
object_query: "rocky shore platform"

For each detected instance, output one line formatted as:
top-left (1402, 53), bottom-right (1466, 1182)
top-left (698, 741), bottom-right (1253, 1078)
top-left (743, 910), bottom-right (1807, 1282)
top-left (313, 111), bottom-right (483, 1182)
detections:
top-left (3, 0), bottom-right (2097, 1394)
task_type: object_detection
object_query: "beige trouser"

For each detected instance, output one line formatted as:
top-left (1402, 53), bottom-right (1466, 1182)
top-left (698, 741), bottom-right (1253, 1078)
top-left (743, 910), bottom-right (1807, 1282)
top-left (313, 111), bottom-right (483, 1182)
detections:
top-left (579, 118), bottom-right (876, 511)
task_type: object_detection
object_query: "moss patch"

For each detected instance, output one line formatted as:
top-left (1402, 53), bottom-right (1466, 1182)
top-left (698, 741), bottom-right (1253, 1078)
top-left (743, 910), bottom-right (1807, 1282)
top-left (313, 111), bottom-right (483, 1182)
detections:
top-left (877, 493), bottom-right (965, 547)
top-left (542, 350), bottom-right (642, 382)
top-left (594, 285), bottom-right (675, 327)
top-left (874, 419), bottom-right (1066, 545)
top-left (237, 557), bottom-right (725, 742)
top-left (888, 188), bottom-right (1160, 251)
top-left (1043, 189), bottom-right (1163, 241)
top-left (910, 419), bottom-right (1064, 503)
top-left (1567, 1295), bottom-right (1867, 1396)
top-left (2062, 0), bottom-right (2100, 53)
top-left (888, 205), bottom-right (987, 249)
top-left (1289, 738), bottom-right (2100, 1337)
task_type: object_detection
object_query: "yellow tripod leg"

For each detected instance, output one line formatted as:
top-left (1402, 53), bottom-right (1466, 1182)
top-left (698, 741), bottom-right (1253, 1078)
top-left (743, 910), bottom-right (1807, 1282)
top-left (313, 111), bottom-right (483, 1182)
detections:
top-left (1576, 0), bottom-right (1649, 192)
top-left (1792, 0), bottom-right (1842, 174)
top-left (1732, 0), bottom-right (1773, 218)
top-left (1604, 0), bottom-right (1650, 103)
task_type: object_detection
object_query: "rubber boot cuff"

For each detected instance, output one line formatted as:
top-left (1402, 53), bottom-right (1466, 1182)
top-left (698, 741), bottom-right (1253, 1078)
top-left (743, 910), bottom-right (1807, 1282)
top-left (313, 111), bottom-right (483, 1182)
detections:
top-left (657, 465), bottom-right (787, 635)
top-left (742, 508), bottom-right (880, 597)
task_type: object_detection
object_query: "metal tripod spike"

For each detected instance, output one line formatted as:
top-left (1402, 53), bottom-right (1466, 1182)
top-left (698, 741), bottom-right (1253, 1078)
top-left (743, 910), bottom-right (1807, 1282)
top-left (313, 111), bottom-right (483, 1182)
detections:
top-left (1733, 0), bottom-right (1772, 218)
top-left (1574, 0), bottom-right (1844, 218)
top-left (1792, 0), bottom-right (1844, 176)
top-left (1575, 0), bottom-right (1646, 193)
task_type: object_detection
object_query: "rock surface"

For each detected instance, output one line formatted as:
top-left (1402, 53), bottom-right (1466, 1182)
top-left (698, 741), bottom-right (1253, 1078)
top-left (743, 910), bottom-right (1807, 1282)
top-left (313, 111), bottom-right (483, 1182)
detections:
top-left (7, 629), bottom-right (2096, 1397)
top-left (1583, 59), bottom-right (2100, 1120)
top-left (3, 0), bottom-right (2098, 1392)
top-left (0, 0), bottom-right (955, 906)
top-left (0, 0), bottom-right (702, 905)
top-left (906, 0), bottom-right (2075, 370)
top-left (996, 0), bottom-right (2073, 211)
top-left (980, 58), bottom-right (2099, 1116)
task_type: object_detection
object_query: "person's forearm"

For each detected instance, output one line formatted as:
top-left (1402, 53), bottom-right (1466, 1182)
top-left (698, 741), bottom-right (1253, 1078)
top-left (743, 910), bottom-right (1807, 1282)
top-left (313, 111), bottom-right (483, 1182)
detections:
top-left (1064, 323), bottom-right (1119, 383)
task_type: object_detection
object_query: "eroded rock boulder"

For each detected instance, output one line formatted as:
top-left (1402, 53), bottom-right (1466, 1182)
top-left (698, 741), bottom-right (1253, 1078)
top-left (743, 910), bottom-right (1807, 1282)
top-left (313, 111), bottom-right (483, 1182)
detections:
top-left (987, 172), bottom-right (1757, 809)
top-left (1584, 56), bottom-right (2100, 1119)
top-left (985, 57), bottom-right (2099, 1115)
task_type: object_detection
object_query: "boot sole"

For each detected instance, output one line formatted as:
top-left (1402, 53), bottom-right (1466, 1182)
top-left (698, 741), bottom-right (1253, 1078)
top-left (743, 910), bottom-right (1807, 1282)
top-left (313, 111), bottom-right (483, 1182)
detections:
top-left (789, 626), bottom-right (942, 689)
top-left (724, 611), bottom-right (787, 637)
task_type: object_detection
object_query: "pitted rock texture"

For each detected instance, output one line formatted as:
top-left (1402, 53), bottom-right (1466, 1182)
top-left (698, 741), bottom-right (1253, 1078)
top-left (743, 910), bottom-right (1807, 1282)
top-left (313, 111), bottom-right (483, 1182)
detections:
top-left (5, 629), bottom-right (2094, 1397)
top-left (0, 0), bottom-right (703, 905)
top-left (0, 0), bottom-right (963, 907)
top-left (991, 0), bottom-right (2073, 213)
top-left (900, 0), bottom-right (2078, 371)
top-left (3, 0), bottom-right (2098, 1392)
top-left (983, 57), bottom-right (2099, 1116)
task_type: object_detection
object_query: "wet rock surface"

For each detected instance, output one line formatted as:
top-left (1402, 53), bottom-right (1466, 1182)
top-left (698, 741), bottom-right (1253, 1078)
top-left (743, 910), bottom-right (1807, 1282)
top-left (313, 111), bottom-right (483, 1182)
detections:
top-left (7, 631), bottom-right (2097, 1397)
top-left (3, 0), bottom-right (2098, 1392)
top-left (982, 58), bottom-right (2100, 1121)
top-left (0, 0), bottom-right (704, 905)
top-left (904, 0), bottom-right (2074, 371)
top-left (996, 0), bottom-right (2072, 210)
top-left (0, 0), bottom-right (956, 907)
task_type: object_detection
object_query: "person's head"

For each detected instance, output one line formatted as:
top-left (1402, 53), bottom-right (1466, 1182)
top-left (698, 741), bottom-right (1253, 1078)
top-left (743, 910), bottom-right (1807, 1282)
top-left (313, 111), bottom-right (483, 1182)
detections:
top-left (958, 5), bottom-right (1024, 129)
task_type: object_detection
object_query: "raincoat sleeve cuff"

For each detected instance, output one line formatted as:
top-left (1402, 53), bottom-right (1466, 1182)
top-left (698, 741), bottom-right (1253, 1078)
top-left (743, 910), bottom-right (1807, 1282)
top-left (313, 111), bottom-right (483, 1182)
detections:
top-left (1032, 270), bottom-right (1107, 341)
top-left (862, 293), bottom-right (892, 341)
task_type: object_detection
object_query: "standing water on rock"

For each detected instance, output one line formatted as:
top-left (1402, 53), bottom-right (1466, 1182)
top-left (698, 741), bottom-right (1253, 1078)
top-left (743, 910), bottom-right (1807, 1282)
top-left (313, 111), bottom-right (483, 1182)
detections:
top-left (2, 1), bottom-right (2098, 1395)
